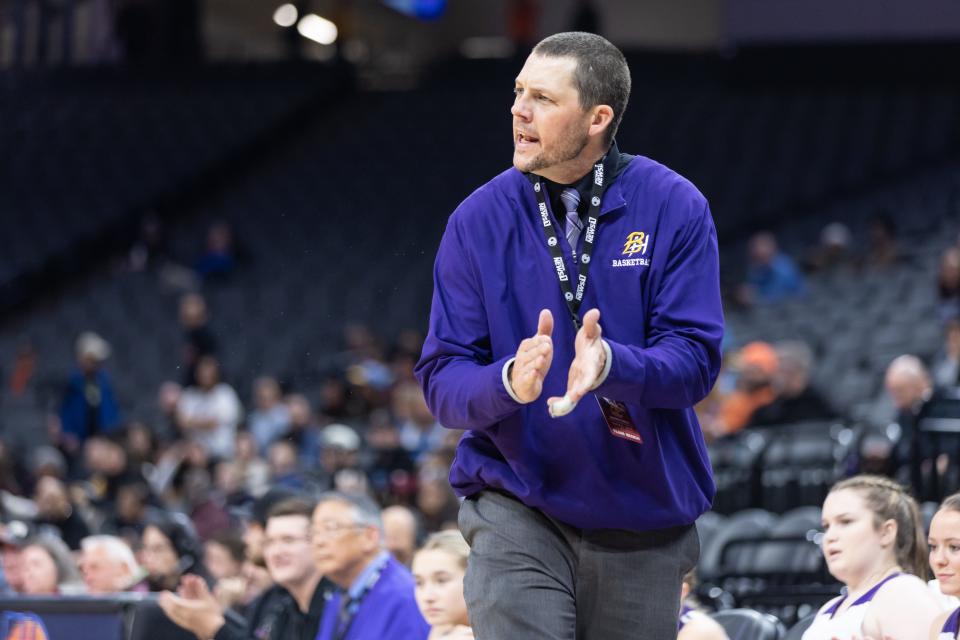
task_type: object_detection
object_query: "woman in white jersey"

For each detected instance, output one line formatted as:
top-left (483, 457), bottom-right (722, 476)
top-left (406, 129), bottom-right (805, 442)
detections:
top-left (802, 475), bottom-right (941, 640)
top-left (929, 493), bottom-right (960, 640)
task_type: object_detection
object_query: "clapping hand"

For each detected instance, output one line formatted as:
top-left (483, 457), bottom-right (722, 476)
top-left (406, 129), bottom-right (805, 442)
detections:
top-left (509, 309), bottom-right (554, 403)
top-left (547, 308), bottom-right (606, 417)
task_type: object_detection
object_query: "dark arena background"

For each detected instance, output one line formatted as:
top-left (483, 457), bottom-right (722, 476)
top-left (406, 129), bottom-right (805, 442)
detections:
top-left (2, 1), bottom-right (960, 639)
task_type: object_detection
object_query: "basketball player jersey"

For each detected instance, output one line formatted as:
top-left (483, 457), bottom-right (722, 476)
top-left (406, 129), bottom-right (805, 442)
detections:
top-left (939, 607), bottom-right (960, 640)
top-left (801, 573), bottom-right (903, 640)
top-left (678, 604), bottom-right (709, 631)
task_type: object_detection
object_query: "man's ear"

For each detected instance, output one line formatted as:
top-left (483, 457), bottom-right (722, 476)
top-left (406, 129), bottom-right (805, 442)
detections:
top-left (588, 105), bottom-right (614, 140)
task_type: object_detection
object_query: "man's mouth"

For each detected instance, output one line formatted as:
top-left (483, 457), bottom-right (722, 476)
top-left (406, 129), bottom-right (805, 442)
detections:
top-left (516, 131), bottom-right (539, 147)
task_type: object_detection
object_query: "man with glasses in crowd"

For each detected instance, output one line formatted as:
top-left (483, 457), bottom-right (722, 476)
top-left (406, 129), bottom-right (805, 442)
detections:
top-left (311, 492), bottom-right (428, 640)
top-left (159, 497), bottom-right (331, 640)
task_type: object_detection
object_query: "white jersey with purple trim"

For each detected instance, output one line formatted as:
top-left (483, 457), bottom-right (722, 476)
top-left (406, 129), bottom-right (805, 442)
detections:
top-left (801, 573), bottom-right (905, 640)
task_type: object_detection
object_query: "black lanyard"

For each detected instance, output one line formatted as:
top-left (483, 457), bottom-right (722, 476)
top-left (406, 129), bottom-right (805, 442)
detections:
top-left (529, 159), bottom-right (608, 330)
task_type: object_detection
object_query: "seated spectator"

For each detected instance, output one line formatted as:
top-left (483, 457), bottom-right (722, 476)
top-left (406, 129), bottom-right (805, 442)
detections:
top-left (412, 530), bottom-right (473, 640)
top-left (383, 505), bottom-right (419, 568)
top-left (940, 248), bottom-right (960, 324)
top-left (862, 213), bottom-right (900, 269)
top-left (249, 377), bottom-right (291, 453)
top-left (267, 440), bottom-right (308, 492)
top-left (805, 221), bottom-right (853, 273)
top-left (317, 424), bottom-right (369, 495)
top-left (932, 319), bottom-right (960, 390)
top-left (179, 293), bottom-right (218, 387)
top-left (204, 534), bottom-right (245, 583)
top-left (678, 571), bottom-right (728, 640)
top-left (748, 340), bottom-right (835, 427)
top-left (740, 232), bottom-right (805, 305)
top-left (20, 536), bottom-right (83, 595)
top-left (883, 355), bottom-right (945, 496)
top-left (802, 475), bottom-right (940, 639)
top-left (141, 512), bottom-right (212, 591)
top-left (176, 356), bottom-right (241, 460)
top-left (195, 220), bottom-right (237, 280)
top-left (160, 497), bottom-right (332, 640)
top-left (32, 476), bottom-right (91, 550)
top-left (0, 523), bottom-right (27, 594)
top-left (311, 492), bottom-right (429, 640)
top-left (59, 332), bottom-right (121, 450)
top-left (394, 382), bottom-right (445, 462)
top-left (80, 535), bottom-right (148, 593)
top-left (285, 394), bottom-right (323, 468)
top-left (416, 459), bottom-right (461, 533)
top-left (706, 342), bottom-right (778, 437)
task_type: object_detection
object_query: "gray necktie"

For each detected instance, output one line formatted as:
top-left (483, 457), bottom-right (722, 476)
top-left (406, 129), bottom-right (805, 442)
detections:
top-left (561, 187), bottom-right (582, 253)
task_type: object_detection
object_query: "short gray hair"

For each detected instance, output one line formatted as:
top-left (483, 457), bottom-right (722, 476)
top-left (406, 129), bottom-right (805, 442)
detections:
top-left (532, 32), bottom-right (631, 145)
top-left (81, 535), bottom-right (140, 575)
top-left (316, 492), bottom-right (383, 537)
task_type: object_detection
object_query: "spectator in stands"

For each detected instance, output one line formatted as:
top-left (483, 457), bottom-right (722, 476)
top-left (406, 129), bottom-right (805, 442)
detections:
top-left (181, 467), bottom-right (232, 541)
top-left (141, 512), bottom-right (212, 592)
top-left (285, 393), bottom-right (323, 467)
top-left (741, 231), bottom-right (805, 305)
top-left (249, 376), bottom-right (291, 453)
top-left (412, 530), bottom-right (473, 640)
top-left (932, 319), bottom-right (960, 390)
top-left (59, 331), bottom-right (121, 449)
top-left (383, 505), bottom-right (419, 568)
top-left (415, 458), bottom-right (460, 533)
top-left (204, 535), bottom-right (245, 583)
top-left (19, 536), bottom-right (83, 595)
top-left (748, 340), bottom-right (835, 427)
top-left (367, 411), bottom-right (416, 505)
top-left (928, 492), bottom-right (960, 638)
top-left (939, 246), bottom-right (960, 324)
top-left (316, 423), bottom-right (368, 495)
top-left (0, 524), bottom-right (26, 594)
top-left (805, 221), bottom-right (853, 273)
top-left (195, 220), bottom-right (237, 281)
top-left (160, 497), bottom-right (332, 640)
top-left (707, 341), bottom-right (778, 436)
top-left (80, 535), bottom-right (147, 594)
top-left (32, 476), bottom-right (90, 550)
top-left (394, 382), bottom-right (445, 462)
top-left (267, 440), bottom-right (307, 492)
top-left (180, 293), bottom-right (218, 386)
top-left (176, 355), bottom-right (241, 460)
top-left (862, 213), bottom-right (900, 269)
top-left (884, 355), bottom-right (941, 496)
top-left (233, 431), bottom-right (270, 497)
top-left (678, 571), bottom-right (728, 640)
top-left (311, 492), bottom-right (429, 640)
top-left (128, 212), bottom-right (169, 272)
top-left (802, 475), bottom-right (940, 639)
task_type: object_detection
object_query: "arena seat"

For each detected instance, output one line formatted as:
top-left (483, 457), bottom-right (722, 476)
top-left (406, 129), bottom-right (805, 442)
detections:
top-left (782, 613), bottom-right (816, 640)
top-left (711, 609), bottom-right (786, 640)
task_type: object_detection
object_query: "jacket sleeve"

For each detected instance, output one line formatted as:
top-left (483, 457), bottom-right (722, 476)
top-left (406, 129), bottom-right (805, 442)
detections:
top-left (415, 212), bottom-right (521, 431)
top-left (595, 194), bottom-right (723, 409)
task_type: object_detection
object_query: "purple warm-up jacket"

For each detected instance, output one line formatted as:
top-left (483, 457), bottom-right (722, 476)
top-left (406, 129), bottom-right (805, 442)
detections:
top-left (415, 155), bottom-right (724, 531)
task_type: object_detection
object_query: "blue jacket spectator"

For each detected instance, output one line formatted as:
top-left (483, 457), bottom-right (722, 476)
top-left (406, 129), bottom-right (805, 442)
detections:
top-left (59, 332), bottom-right (121, 444)
top-left (746, 231), bottom-right (805, 304)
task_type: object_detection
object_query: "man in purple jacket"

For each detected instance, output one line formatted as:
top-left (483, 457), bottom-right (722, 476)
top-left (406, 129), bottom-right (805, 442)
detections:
top-left (415, 32), bottom-right (723, 639)
top-left (311, 492), bottom-right (429, 640)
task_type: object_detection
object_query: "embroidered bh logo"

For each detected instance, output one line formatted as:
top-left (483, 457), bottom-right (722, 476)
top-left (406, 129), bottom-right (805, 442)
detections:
top-left (612, 231), bottom-right (652, 268)
top-left (622, 231), bottom-right (649, 256)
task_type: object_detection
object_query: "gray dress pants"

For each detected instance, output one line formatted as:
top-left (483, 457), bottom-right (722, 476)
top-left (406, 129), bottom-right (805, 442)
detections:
top-left (458, 490), bottom-right (699, 640)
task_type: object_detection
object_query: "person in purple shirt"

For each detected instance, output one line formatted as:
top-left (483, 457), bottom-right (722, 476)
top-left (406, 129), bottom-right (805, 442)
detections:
top-left (415, 31), bottom-right (723, 640)
top-left (311, 492), bottom-right (429, 640)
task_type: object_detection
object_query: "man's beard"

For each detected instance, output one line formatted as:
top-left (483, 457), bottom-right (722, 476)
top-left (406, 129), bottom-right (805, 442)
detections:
top-left (514, 126), bottom-right (590, 175)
